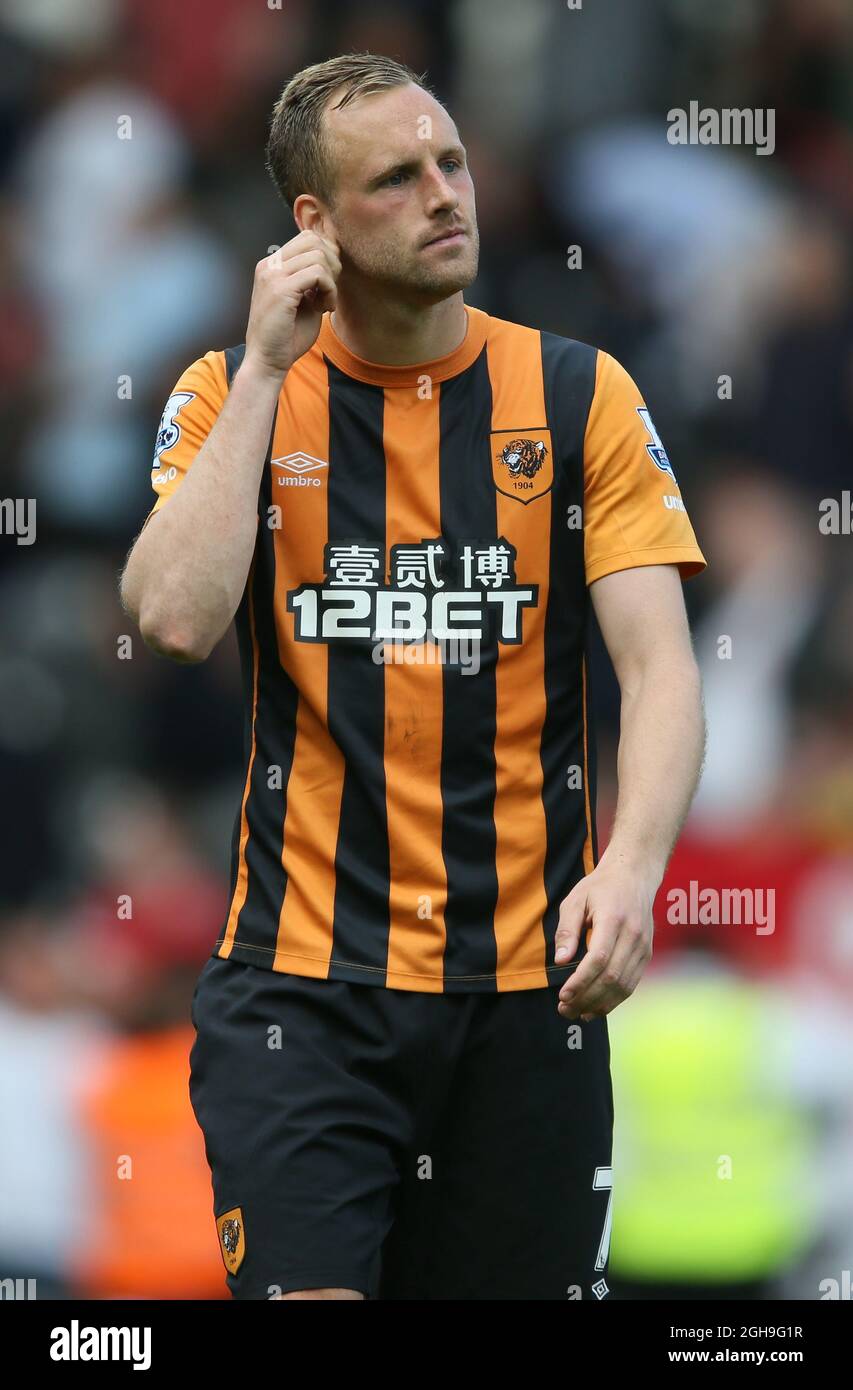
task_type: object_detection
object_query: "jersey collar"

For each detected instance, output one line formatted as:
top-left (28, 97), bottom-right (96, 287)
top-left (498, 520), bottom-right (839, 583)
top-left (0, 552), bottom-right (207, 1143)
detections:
top-left (316, 304), bottom-right (488, 387)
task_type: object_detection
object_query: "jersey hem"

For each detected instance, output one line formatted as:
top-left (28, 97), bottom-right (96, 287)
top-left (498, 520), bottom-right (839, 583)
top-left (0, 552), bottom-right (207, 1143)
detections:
top-left (212, 939), bottom-right (578, 993)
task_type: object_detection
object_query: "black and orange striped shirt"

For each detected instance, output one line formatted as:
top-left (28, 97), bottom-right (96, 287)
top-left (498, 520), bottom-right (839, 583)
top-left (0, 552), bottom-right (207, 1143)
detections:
top-left (147, 305), bottom-right (706, 993)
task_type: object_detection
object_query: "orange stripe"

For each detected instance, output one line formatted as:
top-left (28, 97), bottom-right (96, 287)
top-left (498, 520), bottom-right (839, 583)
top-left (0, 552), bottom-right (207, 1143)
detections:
top-left (486, 321), bottom-right (552, 989)
top-left (271, 355), bottom-right (346, 975)
top-left (219, 552), bottom-right (260, 956)
top-left (382, 385), bottom-right (447, 991)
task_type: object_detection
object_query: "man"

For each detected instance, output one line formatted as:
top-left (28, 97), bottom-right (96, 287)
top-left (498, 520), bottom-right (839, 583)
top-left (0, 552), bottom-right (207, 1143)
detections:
top-left (120, 53), bottom-right (706, 1301)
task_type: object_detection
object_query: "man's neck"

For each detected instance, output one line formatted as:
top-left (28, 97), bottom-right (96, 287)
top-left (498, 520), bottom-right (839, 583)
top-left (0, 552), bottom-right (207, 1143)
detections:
top-left (329, 290), bottom-right (467, 366)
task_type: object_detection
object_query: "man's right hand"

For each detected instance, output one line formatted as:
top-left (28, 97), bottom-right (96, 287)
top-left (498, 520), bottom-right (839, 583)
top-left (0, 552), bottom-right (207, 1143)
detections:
top-left (244, 230), bottom-right (342, 379)
top-left (122, 229), bottom-right (341, 664)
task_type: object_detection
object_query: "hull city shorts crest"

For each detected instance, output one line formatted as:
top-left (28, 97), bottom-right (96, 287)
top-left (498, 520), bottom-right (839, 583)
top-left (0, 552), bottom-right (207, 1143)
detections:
top-left (189, 954), bottom-right (614, 1300)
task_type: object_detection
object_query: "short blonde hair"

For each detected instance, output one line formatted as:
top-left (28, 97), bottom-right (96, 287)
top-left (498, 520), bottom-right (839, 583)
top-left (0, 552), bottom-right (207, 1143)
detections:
top-left (266, 52), bottom-right (436, 209)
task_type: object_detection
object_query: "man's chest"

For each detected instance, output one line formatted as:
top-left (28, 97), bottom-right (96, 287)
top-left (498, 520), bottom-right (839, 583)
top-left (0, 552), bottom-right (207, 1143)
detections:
top-left (263, 396), bottom-right (574, 650)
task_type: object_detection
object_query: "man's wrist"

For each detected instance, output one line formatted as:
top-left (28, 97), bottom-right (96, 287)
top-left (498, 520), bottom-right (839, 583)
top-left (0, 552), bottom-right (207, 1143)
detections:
top-left (238, 350), bottom-right (289, 391)
top-left (598, 841), bottom-right (667, 890)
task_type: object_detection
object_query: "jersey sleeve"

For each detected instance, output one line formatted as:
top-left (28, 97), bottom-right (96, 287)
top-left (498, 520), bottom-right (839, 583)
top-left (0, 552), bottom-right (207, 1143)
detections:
top-left (583, 350), bottom-right (707, 585)
top-left (146, 350), bottom-right (228, 521)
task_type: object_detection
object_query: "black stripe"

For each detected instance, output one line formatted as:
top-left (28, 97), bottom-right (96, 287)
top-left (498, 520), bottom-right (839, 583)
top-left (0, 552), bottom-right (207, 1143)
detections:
top-left (224, 344), bottom-right (246, 385)
top-left (325, 360), bottom-right (391, 983)
top-left (227, 345), bottom-right (300, 957)
top-left (438, 351), bottom-right (500, 988)
top-left (539, 334), bottom-right (598, 967)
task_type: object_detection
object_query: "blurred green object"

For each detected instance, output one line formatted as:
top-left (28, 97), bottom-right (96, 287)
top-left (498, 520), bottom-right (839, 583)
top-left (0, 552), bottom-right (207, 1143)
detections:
top-left (608, 963), bottom-right (818, 1283)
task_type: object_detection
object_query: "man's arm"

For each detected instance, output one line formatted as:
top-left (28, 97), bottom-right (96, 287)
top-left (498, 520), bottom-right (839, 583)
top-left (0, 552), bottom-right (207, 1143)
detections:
top-left (120, 360), bottom-right (282, 663)
top-left (554, 564), bottom-right (706, 1019)
top-left (120, 231), bottom-right (340, 663)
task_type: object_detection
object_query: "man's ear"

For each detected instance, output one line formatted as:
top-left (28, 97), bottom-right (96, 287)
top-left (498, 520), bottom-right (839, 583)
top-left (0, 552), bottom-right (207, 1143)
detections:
top-left (293, 193), bottom-right (330, 236)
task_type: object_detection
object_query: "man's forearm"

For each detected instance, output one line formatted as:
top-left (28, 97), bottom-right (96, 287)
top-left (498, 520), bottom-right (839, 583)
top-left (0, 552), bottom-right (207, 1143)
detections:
top-left (601, 654), bottom-right (705, 884)
top-left (121, 358), bottom-right (283, 661)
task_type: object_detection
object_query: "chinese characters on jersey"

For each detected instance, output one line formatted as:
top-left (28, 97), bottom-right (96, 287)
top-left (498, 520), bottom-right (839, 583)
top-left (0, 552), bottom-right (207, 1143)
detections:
top-left (287, 536), bottom-right (538, 658)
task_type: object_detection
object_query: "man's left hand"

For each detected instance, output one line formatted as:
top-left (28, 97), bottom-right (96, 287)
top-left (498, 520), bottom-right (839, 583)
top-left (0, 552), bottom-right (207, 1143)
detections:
top-left (554, 860), bottom-right (656, 1021)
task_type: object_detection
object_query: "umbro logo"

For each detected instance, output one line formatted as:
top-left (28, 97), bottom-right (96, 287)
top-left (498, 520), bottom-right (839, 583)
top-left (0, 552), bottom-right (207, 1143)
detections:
top-left (272, 452), bottom-right (328, 474)
top-left (272, 452), bottom-right (328, 488)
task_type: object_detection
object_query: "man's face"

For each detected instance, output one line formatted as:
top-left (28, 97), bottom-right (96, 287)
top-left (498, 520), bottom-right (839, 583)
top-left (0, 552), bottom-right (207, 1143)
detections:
top-left (320, 82), bottom-right (479, 302)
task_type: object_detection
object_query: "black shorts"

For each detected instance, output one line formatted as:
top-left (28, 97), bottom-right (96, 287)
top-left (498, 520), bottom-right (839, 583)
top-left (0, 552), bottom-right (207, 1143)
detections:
top-left (189, 955), bottom-right (614, 1300)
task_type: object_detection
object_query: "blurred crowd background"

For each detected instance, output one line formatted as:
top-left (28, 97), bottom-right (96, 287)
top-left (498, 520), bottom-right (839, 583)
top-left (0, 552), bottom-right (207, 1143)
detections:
top-left (0, 0), bottom-right (851, 1300)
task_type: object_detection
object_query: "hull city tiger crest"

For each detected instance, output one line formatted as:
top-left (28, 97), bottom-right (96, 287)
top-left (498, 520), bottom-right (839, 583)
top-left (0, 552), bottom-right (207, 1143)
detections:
top-left (491, 429), bottom-right (553, 504)
top-left (216, 1207), bottom-right (246, 1274)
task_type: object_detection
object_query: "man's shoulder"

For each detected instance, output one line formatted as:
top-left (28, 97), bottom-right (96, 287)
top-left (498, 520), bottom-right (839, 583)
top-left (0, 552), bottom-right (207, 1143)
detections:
top-left (481, 308), bottom-right (600, 368)
top-left (160, 349), bottom-right (230, 413)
